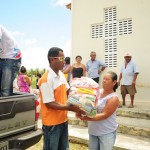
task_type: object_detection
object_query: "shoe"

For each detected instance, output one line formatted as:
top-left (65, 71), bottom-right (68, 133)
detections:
top-left (128, 105), bottom-right (134, 108)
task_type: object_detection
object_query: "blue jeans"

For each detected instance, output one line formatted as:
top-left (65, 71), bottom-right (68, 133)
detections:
top-left (89, 131), bottom-right (116, 150)
top-left (0, 58), bottom-right (21, 96)
top-left (42, 122), bottom-right (69, 150)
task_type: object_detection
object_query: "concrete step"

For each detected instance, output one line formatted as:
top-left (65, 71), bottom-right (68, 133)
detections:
top-left (68, 112), bottom-right (150, 138)
top-left (117, 107), bottom-right (150, 120)
top-left (117, 116), bottom-right (150, 138)
top-left (68, 124), bottom-right (150, 150)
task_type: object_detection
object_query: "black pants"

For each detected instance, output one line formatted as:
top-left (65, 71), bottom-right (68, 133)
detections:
top-left (92, 77), bottom-right (99, 83)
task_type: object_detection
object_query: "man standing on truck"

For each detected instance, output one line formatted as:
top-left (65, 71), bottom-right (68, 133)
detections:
top-left (0, 24), bottom-right (21, 97)
top-left (38, 47), bottom-right (83, 150)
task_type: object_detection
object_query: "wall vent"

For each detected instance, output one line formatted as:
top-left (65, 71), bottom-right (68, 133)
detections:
top-left (91, 6), bottom-right (132, 67)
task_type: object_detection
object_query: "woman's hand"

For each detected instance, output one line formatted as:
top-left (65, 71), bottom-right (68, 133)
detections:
top-left (76, 113), bottom-right (91, 121)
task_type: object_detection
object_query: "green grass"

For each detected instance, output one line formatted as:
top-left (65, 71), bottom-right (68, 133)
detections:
top-left (31, 76), bottom-right (36, 89)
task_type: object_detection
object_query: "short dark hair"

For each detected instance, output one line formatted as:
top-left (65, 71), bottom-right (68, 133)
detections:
top-left (65, 57), bottom-right (70, 64)
top-left (20, 66), bottom-right (27, 73)
top-left (37, 73), bottom-right (42, 78)
top-left (107, 71), bottom-right (118, 92)
top-left (75, 55), bottom-right (82, 60)
top-left (47, 47), bottom-right (63, 63)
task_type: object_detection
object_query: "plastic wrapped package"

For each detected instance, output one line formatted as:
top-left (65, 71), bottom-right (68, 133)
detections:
top-left (68, 77), bottom-right (99, 118)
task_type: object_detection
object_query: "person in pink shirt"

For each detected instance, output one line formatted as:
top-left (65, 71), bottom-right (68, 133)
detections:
top-left (17, 66), bottom-right (31, 93)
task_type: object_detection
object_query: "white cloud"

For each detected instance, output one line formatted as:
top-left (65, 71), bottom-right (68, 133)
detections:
top-left (25, 38), bottom-right (38, 45)
top-left (50, 0), bottom-right (71, 7)
top-left (21, 47), bottom-right (49, 69)
top-left (21, 39), bottom-right (71, 69)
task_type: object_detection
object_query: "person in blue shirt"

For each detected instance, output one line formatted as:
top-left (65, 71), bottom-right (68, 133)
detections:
top-left (86, 51), bottom-right (106, 83)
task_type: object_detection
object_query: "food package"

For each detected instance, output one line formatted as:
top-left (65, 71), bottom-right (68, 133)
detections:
top-left (68, 77), bottom-right (99, 118)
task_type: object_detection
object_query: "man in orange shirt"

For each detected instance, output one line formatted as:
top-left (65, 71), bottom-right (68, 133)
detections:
top-left (38, 47), bottom-right (83, 150)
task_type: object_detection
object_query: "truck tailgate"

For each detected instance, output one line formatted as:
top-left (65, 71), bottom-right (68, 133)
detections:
top-left (0, 93), bottom-right (37, 139)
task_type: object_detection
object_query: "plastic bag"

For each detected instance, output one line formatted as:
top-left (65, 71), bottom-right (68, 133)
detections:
top-left (68, 77), bottom-right (99, 118)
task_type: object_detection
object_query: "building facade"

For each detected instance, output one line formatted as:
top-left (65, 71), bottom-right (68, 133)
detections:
top-left (70, 0), bottom-right (150, 88)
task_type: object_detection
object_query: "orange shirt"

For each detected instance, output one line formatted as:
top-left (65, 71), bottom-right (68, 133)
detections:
top-left (38, 68), bottom-right (69, 126)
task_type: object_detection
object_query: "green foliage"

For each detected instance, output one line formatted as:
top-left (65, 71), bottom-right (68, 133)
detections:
top-left (31, 76), bottom-right (37, 89)
top-left (26, 68), bottom-right (45, 77)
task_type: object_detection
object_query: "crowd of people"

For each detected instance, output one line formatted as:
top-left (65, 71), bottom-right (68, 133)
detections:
top-left (0, 24), bottom-right (139, 150)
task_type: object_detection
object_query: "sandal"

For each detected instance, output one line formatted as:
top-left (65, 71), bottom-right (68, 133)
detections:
top-left (128, 105), bottom-right (134, 108)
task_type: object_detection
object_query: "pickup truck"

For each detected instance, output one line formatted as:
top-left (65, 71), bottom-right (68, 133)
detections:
top-left (0, 92), bottom-right (43, 150)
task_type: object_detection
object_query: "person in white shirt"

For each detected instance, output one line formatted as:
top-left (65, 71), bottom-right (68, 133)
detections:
top-left (0, 24), bottom-right (21, 96)
top-left (118, 52), bottom-right (139, 108)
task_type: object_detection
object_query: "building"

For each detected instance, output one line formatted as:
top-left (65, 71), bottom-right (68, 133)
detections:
top-left (68, 0), bottom-right (150, 88)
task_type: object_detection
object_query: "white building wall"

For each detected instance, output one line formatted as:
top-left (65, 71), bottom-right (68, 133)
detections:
top-left (71, 0), bottom-right (150, 87)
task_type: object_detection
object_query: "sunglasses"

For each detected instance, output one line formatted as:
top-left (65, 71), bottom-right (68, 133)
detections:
top-left (49, 57), bottom-right (65, 61)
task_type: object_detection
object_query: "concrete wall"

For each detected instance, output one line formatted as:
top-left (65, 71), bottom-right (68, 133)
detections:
top-left (71, 0), bottom-right (150, 88)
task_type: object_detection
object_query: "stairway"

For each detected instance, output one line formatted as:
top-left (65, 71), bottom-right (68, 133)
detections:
top-left (68, 104), bottom-right (150, 150)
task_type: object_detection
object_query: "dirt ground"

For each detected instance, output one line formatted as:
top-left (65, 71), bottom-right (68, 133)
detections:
top-left (27, 138), bottom-right (88, 150)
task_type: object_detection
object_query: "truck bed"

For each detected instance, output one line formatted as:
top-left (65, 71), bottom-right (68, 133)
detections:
top-left (0, 92), bottom-right (38, 139)
top-left (0, 92), bottom-right (43, 149)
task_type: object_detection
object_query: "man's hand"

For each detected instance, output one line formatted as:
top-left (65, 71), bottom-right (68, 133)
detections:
top-left (68, 105), bottom-right (85, 115)
top-left (98, 70), bottom-right (101, 74)
top-left (132, 81), bottom-right (136, 87)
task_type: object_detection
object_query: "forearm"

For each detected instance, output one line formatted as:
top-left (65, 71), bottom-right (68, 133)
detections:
top-left (133, 73), bottom-right (138, 82)
top-left (63, 66), bottom-right (70, 74)
top-left (83, 71), bottom-right (86, 77)
top-left (101, 66), bottom-right (106, 71)
top-left (83, 65), bottom-right (86, 76)
top-left (118, 74), bottom-right (122, 82)
top-left (46, 102), bottom-right (70, 110)
top-left (98, 67), bottom-right (106, 74)
top-left (79, 112), bottom-right (108, 121)
top-left (45, 102), bottom-right (83, 113)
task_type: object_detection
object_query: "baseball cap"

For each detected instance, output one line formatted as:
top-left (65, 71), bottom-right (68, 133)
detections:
top-left (124, 52), bottom-right (132, 57)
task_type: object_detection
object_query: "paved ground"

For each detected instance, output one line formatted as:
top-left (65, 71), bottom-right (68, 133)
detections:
top-left (115, 86), bottom-right (150, 115)
top-left (116, 86), bottom-right (149, 102)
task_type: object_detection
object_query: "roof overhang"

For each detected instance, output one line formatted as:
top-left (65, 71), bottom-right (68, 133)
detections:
top-left (66, 3), bottom-right (71, 10)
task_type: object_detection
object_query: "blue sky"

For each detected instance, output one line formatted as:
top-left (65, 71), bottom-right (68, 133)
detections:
top-left (0, 0), bottom-right (71, 69)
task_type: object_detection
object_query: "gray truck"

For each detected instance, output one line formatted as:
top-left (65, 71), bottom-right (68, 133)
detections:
top-left (0, 92), bottom-right (43, 150)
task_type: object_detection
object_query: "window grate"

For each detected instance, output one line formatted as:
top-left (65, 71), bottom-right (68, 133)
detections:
top-left (105, 38), bottom-right (117, 67)
top-left (91, 24), bottom-right (103, 38)
top-left (90, 6), bottom-right (132, 67)
top-left (119, 19), bottom-right (132, 35)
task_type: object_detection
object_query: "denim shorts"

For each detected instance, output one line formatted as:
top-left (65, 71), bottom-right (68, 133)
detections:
top-left (89, 130), bottom-right (116, 150)
top-left (0, 58), bottom-right (21, 96)
top-left (42, 121), bottom-right (69, 150)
